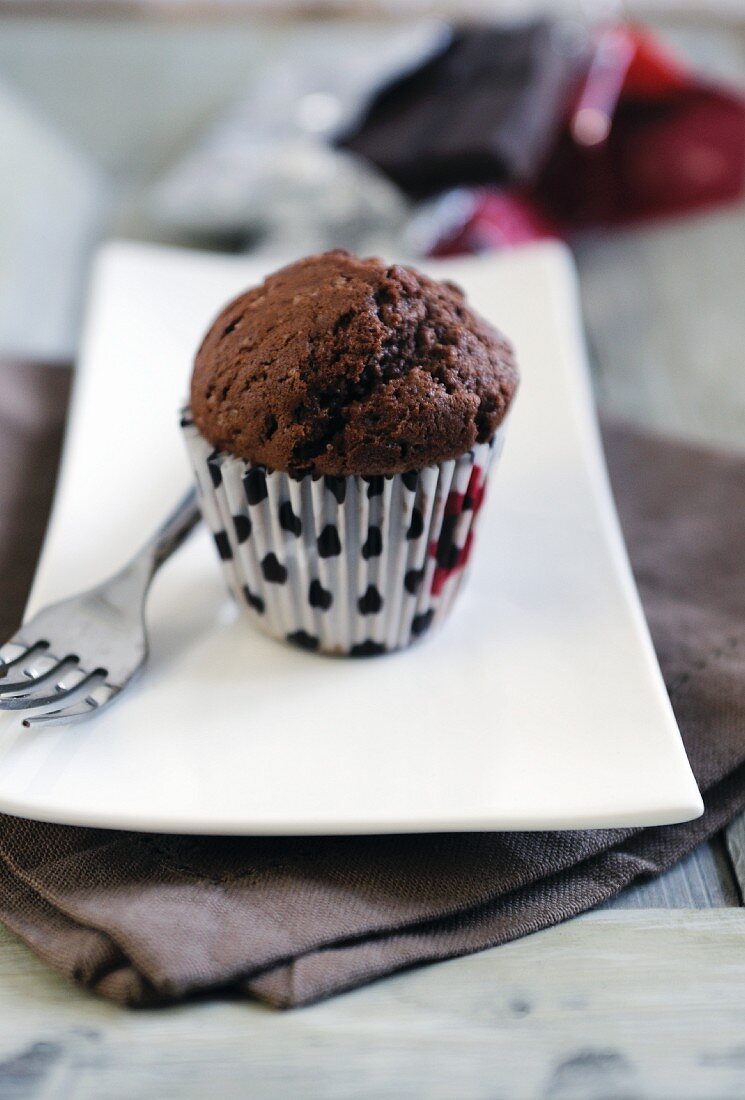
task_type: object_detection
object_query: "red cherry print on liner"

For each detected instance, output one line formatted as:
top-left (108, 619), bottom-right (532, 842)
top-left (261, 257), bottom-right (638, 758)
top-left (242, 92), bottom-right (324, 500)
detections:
top-left (430, 465), bottom-right (486, 596)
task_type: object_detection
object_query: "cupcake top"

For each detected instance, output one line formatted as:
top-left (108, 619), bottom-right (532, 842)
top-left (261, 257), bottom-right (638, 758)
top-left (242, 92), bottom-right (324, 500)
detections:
top-left (190, 249), bottom-right (518, 477)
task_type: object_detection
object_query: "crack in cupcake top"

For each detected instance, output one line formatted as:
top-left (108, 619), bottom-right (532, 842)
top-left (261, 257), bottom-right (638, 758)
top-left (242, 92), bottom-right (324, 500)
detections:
top-left (190, 249), bottom-right (519, 476)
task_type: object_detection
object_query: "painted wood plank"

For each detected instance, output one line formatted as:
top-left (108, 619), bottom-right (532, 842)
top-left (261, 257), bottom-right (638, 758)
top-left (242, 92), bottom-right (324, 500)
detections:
top-left (725, 812), bottom-right (745, 903)
top-left (1, 911), bottom-right (745, 1100)
top-left (578, 203), bottom-right (745, 454)
top-left (604, 836), bottom-right (741, 909)
top-left (0, 78), bottom-right (106, 361)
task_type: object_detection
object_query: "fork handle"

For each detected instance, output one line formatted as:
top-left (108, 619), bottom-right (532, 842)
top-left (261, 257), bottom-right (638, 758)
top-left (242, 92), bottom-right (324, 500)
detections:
top-left (100, 488), bottom-right (201, 613)
top-left (146, 488), bottom-right (201, 574)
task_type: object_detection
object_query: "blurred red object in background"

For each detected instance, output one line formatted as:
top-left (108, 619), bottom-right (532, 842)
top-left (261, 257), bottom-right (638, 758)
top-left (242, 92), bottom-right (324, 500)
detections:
top-left (428, 189), bottom-right (560, 257)
top-left (426, 24), bottom-right (745, 256)
top-left (538, 24), bottom-right (745, 228)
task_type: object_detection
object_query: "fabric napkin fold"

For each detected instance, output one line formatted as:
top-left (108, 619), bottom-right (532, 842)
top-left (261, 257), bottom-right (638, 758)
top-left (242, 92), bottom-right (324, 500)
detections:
top-left (0, 359), bottom-right (744, 1009)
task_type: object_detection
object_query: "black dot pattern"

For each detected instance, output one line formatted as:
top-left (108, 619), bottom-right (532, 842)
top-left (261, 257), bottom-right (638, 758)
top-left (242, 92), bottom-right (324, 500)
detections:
top-left (244, 467), bottom-right (268, 505)
top-left (186, 420), bottom-right (496, 657)
top-left (207, 451), bottom-right (222, 488)
top-left (279, 501), bottom-right (302, 536)
top-left (358, 585), bottom-right (383, 615)
top-left (407, 508), bottom-right (424, 540)
top-left (214, 531), bottom-right (232, 560)
top-left (287, 630), bottom-right (320, 651)
top-left (436, 516), bottom-right (460, 570)
top-left (309, 579), bottom-right (333, 610)
top-left (351, 640), bottom-right (386, 657)
top-left (243, 586), bottom-right (265, 613)
top-left (261, 553), bottom-right (287, 583)
top-left (233, 514), bottom-right (252, 543)
top-left (324, 476), bottom-right (347, 504)
top-left (362, 526), bottom-right (383, 559)
top-left (411, 609), bottom-right (435, 637)
top-left (318, 525), bottom-right (342, 558)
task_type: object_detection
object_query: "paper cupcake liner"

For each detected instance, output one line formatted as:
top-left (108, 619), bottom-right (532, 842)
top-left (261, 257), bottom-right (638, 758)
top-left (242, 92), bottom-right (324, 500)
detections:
top-left (181, 410), bottom-right (506, 655)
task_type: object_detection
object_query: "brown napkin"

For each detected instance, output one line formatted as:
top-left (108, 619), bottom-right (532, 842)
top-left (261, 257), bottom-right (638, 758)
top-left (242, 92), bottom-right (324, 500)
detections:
top-left (1, 359), bottom-right (744, 1009)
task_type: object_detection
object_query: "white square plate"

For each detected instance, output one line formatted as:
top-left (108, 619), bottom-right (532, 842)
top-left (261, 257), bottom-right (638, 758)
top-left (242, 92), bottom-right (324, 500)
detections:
top-left (0, 240), bottom-right (703, 833)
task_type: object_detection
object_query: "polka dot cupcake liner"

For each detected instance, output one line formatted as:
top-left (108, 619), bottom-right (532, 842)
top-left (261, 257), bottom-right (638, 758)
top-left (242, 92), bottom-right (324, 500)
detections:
top-left (181, 410), bottom-right (506, 656)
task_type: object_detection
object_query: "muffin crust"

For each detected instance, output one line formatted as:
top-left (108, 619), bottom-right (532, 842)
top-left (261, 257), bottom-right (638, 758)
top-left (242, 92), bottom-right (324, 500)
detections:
top-left (191, 249), bottom-right (518, 476)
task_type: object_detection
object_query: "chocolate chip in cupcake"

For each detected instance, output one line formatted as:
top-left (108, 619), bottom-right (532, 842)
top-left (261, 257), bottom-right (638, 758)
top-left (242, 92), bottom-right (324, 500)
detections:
top-left (190, 249), bottom-right (518, 477)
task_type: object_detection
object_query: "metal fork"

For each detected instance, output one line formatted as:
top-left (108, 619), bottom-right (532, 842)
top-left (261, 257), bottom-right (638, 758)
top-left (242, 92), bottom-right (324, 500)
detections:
top-left (0, 489), bottom-right (200, 728)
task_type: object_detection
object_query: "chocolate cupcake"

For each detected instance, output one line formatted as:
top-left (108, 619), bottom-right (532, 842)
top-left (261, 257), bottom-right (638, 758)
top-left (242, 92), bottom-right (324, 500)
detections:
top-left (182, 249), bottom-right (518, 655)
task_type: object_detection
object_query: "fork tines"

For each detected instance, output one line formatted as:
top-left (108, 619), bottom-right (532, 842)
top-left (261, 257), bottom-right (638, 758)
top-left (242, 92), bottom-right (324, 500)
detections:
top-left (0, 640), bottom-right (113, 728)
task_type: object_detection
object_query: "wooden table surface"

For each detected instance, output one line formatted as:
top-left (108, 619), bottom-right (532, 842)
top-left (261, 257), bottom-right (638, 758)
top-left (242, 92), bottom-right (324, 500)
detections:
top-left (1, 14), bottom-right (745, 1099)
